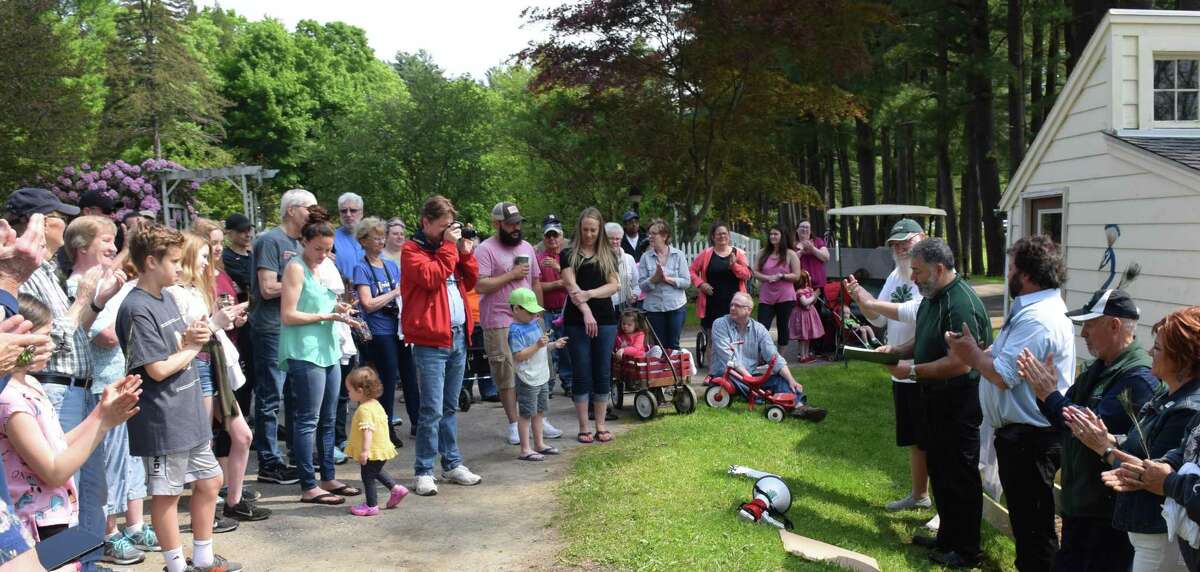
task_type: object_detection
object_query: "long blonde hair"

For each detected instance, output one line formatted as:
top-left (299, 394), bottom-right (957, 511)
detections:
top-left (179, 232), bottom-right (215, 312)
top-left (567, 207), bottom-right (617, 281)
top-left (189, 218), bottom-right (224, 272)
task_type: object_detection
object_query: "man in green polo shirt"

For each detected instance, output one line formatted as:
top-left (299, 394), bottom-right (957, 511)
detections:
top-left (877, 237), bottom-right (992, 568)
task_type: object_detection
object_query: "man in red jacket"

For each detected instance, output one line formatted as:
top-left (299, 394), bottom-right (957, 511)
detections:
top-left (400, 195), bottom-right (481, 496)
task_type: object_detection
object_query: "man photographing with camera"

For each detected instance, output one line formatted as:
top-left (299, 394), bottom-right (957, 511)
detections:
top-left (474, 202), bottom-right (562, 446)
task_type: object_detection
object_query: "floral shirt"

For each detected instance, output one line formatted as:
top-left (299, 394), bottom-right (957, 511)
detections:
top-left (0, 379), bottom-right (79, 537)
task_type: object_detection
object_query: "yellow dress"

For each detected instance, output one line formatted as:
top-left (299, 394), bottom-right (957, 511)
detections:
top-left (344, 400), bottom-right (397, 461)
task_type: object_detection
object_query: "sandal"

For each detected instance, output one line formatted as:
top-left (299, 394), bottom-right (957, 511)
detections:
top-left (299, 493), bottom-right (344, 505)
top-left (595, 431), bottom-right (614, 443)
top-left (577, 432), bottom-right (594, 444)
top-left (518, 452), bottom-right (545, 462)
top-left (537, 446), bottom-right (560, 455)
top-left (327, 485), bottom-right (361, 497)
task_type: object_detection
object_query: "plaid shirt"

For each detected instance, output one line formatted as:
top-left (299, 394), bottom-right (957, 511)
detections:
top-left (19, 260), bottom-right (93, 379)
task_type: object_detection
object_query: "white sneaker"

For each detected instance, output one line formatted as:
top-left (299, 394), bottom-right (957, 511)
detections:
top-left (925, 513), bottom-right (940, 532)
top-left (885, 493), bottom-right (932, 511)
top-left (542, 419), bottom-right (563, 439)
top-left (442, 465), bottom-right (482, 486)
top-left (507, 422), bottom-right (520, 445)
top-left (413, 475), bottom-right (438, 496)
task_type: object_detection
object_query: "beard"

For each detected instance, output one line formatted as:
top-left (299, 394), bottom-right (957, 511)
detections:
top-left (499, 227), bottom-right (523, 247)
top-left (1008, 275), bottom-right (1022, 300)
top-left (916, 275), bottom-right (938, 297)
top-left (893, 252), bottom-right (912, 281)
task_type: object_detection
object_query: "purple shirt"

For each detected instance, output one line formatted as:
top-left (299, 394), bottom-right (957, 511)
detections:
top-left (475, 237), bottom-right (540, 329)
top-left (795, 237), bottom-right (827, 288)
top-left (758, 253), bottom-right (796, 305)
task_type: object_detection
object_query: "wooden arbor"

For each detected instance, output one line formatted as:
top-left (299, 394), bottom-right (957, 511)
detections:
top-left (155, 165), bottom-right (277, 229)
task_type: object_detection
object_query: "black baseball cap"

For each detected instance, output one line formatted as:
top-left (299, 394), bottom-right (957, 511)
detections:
top-left (5, 187), bottom-right (80, 217)
top-left (622, 210), bottom-right (639, 223)
top-left (224, 213), bottom-right (252, 232)
top-left (79, 190), bottom-right (115, 214)
top-left (542, 214), bottom-right (563, 236)
top-left (1066, 289), bottom-right (1140, 322)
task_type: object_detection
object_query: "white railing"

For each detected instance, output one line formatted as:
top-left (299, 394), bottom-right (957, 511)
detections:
top-left (678, 232), bottom-right (761, 269)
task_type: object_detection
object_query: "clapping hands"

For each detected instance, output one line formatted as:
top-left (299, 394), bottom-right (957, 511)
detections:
top-left (97, 375), bottom-right (142, 429)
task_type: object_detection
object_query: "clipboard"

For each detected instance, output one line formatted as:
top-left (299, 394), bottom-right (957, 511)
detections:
top-left (843, 346), bottom-right (899, 365)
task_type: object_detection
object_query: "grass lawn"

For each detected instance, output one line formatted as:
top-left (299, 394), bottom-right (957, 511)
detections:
top-left (556, 362), bottom-right (1016, 571)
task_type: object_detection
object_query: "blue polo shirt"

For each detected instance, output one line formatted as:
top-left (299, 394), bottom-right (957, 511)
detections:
top-left (333, 226), bottom-right (364, 281)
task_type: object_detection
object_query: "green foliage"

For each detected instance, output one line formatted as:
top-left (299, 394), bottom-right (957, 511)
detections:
top-left (558, 363), bottom-right (1017, 571)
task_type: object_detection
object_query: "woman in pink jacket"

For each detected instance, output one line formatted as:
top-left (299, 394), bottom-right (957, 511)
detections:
top-left (689, 222), bottom-right (751, 365)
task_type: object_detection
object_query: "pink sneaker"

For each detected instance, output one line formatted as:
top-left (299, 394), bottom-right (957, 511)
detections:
top-left (386, 485), bottom-right (409, 509)
top-left (350, 503), bottom-right (380, 516)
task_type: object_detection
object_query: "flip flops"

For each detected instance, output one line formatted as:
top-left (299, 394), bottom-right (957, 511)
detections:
top-left (594, 431), bottom-right (614, 443)
top-left (327, 485), bottom-right (361, 497)
top-left (537, 446), bottom-right (560, 455)
top-left (518, 452), bottom-right (545, 462)
top-left (577, 432), bottom-right (594, 443)
top-left (299, 493), bottom-right (344, 506)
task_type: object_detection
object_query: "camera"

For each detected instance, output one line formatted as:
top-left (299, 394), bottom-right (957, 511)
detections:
top-left (454, 222), bottom-right (478, 240)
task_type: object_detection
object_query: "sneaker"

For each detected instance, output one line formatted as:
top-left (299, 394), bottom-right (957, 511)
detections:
top-left (195, 554), bottom-right (243, 572)
top-left (386, 485), bottom-right (409, 509)
top-left (885, 493), bottom-right (932, 511)
top-left (413, 475), bottom-right (438, 496)
top-left (507, 422), bottom-right (520, 445)
top-left (213, 515), bottom-right (239, 534)
top-left (124, 524), bottom-right (160, 552)
top-left (442, 465), bottom-right (482, 486)
top-left (102, 532), bottom-right (145, 565)
top-left (256, 464), bottom-right (300, 485)
top-left (350, 503), bottom-right (380, 516)
top-left (333, 447), bottom-right (348, 465)
top-left (542, 419), bottom-right (563, 439)
top-left (218, 486), bottom-right (261, 502)
top-left (925, 513), bottom-right (941, 532)
top-left (223, 499), bottom-right (272, 521)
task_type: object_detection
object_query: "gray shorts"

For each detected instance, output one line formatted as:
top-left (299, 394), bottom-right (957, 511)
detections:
top-left (517, 381), bottom-right (550, 418)
top-left (143, 441), bottom-right (221, 497)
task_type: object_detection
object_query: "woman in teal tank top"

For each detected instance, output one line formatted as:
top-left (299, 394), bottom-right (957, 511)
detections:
top-left (280, 207), bottom-right (361, 505)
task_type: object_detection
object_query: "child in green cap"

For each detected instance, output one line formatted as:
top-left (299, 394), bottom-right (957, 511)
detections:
top-left (507, 287), bottom-right (568, 461)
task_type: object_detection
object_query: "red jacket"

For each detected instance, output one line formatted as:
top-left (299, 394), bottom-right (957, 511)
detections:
top-left (688, 247), bottom-right (751, 319)
top-left (400, 231), bottom-right (479, 348)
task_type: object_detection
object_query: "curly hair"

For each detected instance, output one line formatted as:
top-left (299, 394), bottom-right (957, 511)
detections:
top-left (346, 366), bottom-right (383, 400)
top-left (1152, 306), bottom-right (1200, 381)
top-left (1007, 235), bottom-right (1067, 290)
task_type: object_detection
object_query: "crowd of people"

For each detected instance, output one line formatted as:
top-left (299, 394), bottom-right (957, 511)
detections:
top-left (2, 182), bottom-right (1198, 572)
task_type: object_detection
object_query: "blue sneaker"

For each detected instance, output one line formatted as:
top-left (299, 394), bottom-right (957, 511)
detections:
top-left (102, 531), bottom-right (145, 565)
top-left (124, 523), bottom-right (160, 552)
top-left (334, 447), bottom-right (348, 465)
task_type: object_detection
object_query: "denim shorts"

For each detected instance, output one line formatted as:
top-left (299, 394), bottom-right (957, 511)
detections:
top-left (195, 359), bottom-right (214, 397)
top-left (517, 381), bottom-right (549, 418)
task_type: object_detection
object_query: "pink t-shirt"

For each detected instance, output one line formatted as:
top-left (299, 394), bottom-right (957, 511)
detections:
top-left (475, 237), bottom-right (541, 329)
top-left (757, 253), bottom-right (796, 305)
top-left (0, 379), bottom-right (79, 536)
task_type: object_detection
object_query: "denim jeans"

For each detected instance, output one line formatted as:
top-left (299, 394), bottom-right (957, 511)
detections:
top-left (646, 306), bottom-right (686, 349)
top-left (565, 324), bottom-right (618, 404)
top-left (543, 310), bottom-right (572, 392)
top-left (411, 328), bottom-right (466, 476)
top-left (44, 384), bottom-right (104, 571)
top-left (252, 330), bottom-right (294, 470)
top-left (286, 360), bottom-right (340, 491)
top-left (101, 421), bottom-right (146, 517)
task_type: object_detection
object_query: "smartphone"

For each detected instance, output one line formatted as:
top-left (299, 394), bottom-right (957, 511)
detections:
top-left (36, 528), bottom-right (104, 571)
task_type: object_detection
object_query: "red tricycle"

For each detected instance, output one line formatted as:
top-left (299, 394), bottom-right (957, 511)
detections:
top-left (702, 343), bottom-right (796, 423)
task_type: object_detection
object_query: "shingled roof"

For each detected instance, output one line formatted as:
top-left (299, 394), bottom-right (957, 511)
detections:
top-left (1110, 133), bottom-right (1200, 172)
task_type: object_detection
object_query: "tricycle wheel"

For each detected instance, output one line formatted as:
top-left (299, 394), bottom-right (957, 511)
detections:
top-left (610, 380), bottom-right (625, 410)
top-left (695, 330), bottom-right (708, 369)
top-left (673, 385), bottom-right (697, 414)
top-left (764, 405), bottom-right (786, 423)
top-left (704, 385), bottom-right (731, 408)
top-left (634, 391), bottom-right (658, 420)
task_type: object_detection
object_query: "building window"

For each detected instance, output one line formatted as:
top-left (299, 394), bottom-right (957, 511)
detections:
top-left (1154, 59), bottom-right (1199, 122)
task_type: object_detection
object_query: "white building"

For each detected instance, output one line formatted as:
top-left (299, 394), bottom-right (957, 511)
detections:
top-left (1000, 9), bottom-right (1200, 350)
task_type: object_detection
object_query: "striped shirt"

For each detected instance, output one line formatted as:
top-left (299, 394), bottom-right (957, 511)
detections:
top-left (19, 260), bottom-right (93, 379)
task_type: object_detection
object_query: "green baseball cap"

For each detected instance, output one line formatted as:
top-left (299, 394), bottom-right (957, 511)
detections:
top-left (508, 287), bottom-right (544, 314)
top-left (886, 218), bottom-right (924, 243)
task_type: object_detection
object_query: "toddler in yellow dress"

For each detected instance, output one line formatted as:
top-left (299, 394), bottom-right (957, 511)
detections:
top-left (345, 367), bottom-right (409, 516)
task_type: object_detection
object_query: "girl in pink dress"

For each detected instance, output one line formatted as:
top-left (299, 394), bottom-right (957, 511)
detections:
top-left (789, 271), bottom-right (824, 363)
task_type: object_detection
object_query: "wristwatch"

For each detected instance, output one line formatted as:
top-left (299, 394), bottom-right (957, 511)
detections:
top-left (907, 362), bottom-right (918, 381)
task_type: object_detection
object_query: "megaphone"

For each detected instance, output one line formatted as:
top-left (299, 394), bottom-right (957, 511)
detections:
top-left (737, 475), bottom-right (793, 529)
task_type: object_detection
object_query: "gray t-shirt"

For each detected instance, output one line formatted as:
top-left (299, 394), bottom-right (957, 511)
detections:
top-left (250, 226), bottom-right (300, 335)
top-left (116, 287), bottom-right (209, 457)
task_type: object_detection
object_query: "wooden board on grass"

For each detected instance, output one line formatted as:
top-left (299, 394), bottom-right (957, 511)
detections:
top-left (779, 530), bottom-right (881, 572)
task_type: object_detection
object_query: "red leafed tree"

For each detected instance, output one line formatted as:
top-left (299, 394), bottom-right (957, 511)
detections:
top-left (520, 0), bottom-right (884, 236)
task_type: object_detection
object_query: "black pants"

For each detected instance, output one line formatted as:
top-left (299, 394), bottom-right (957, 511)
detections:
top-left (335, 357), bottom-right (357, 447)
top-left (995, 424), bottom-right (1063, 572)
top-left (1055, 515), bottom-right (1133, 571)
top-left (360, 460), bottom-right (397, 507)
top-left (757, 301), bottom-right (795, 346)
top-left (923, 381), bottom-right (983, 557)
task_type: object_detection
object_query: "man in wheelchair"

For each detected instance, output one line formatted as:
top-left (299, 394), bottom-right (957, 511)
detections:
top-left (711, 293), bottom-right (827, 422)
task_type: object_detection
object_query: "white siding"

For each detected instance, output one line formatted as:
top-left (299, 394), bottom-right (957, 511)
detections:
top-left (1119, 35), bottom-right (1139, 129)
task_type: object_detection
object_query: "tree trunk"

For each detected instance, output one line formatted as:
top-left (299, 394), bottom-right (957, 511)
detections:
top-left (152, 112), bottom-right (162, 160)
top-left (963, 110), bottom-right (980, 276)
top-left (1030, 6), bottom-right (1045, 136)
top-left (855, 118), bottom-right (877, 246)
top-left (821, 142), bottom-right (835, 238)
top-left (1007, 0), bottom-right (1026, 175)
top-left (936, 20), bottom-right (961, 252)
top-left (893, 126), bottom-right (908, 205)
top-left (968, 0), bottom-right (1006, 275)
top-left (881, 126), bottom-right (894, 205)
top-left (837, 125), bottom-right (855, 246)
top-left (1046, 18), bottom-right (1060, 125)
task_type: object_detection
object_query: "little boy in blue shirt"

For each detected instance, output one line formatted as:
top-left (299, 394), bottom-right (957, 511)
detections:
top-left (508, 288), bottom-right (567, 462)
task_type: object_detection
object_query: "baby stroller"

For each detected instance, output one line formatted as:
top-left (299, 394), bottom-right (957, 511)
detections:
top-left (817, 281), bottom-right (879, 362)
top-left (610, 308), bottom-right (697, 421)
top-left (460, 323), bottom-right (492, 412)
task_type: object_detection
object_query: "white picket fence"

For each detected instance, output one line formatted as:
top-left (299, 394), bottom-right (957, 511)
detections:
top-left (678, 232), bottom-right (761, 269)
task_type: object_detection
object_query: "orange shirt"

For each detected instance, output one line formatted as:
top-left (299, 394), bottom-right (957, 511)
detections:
top-left (467, 289), bottom-right (481, 324)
